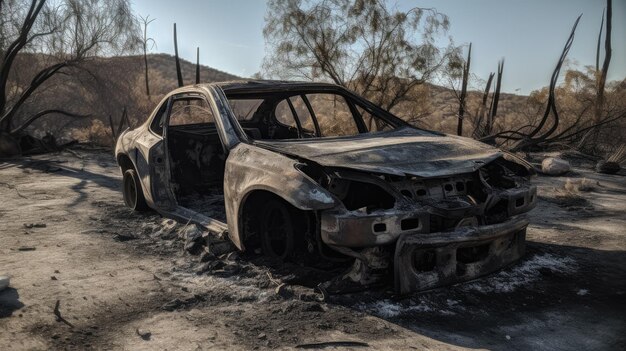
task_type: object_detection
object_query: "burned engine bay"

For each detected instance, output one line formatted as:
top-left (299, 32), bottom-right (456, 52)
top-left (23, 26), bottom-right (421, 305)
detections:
top-left (292, 154), bottom-right (537, 294)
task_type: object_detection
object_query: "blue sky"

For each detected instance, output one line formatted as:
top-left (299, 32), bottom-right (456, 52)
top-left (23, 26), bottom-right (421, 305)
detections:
top-left (131, 0), bottom-right (625, 94)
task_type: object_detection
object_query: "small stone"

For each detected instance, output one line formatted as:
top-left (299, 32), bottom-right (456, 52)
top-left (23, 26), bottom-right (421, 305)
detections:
top-left (225, 251), bottom-right (239, 261)
top-left (209, 241), bottom-right (235, 256)
top-left (304, 303), bottom-right (325, 312)
top-left (0, 276), bottom-right (10, 291)
top-left (275, 284), bottom-right (292, 299)
top-left (161, 298), bottom-right (183, 311)
top-left (596, 160), bottom-right (621, 174)
top-left (506, 335), bottom-right (511, 340)
top-left (276, 327), bottom-right (286, 333)
top-left (54, 270), bottom-right (60, 274)
top-left (200, 251), bottom-right (216, 263)
top-left (17, 246), bottom-right (36, 251)
top-left (136, 328), bottom-right (151, 341)
top-left (222, 263), bottom-right (240, 275)
top-left (185, 240), bottom-right (203, 255)
top-left (196, 260), bottom-right (224, 274)
top-left (257, 333), bottom-right (266, 340)
top-left (51, 276), bottom-right (58, 281)
top-left (182, 224), bottom-right (204, 242)
top-left (23, 223), bottom-right (46, 229)
top-left (113, 233), bottom-right (137, 242)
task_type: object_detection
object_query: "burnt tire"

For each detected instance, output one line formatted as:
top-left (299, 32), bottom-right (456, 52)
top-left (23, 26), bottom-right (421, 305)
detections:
top-left (259, 199), bottom-right (295, 260)
top-left (123, 168), bottom-right (149, 212)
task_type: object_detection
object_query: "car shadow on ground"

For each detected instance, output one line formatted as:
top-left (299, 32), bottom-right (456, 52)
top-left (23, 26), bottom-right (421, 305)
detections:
top-left (0, 288), bottom-right (25, 318)
top-left (331, 241), bottom-right (626, 350)
top-left (1, 155), bottom-right (121, 207)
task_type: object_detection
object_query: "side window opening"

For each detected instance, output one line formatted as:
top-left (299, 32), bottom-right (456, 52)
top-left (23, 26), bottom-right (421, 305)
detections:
top-left (168, 96), bottom-right (214, 126)
top-left (229, 99), bottom-right (264, 121)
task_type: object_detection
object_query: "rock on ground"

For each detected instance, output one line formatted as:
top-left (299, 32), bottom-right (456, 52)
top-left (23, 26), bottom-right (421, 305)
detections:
top-left (541, 157), bottom-right (571, 175)
top-left (0, 276), bottom-right (9, 291)
top-left (595, 160), bottom-right (621, 174)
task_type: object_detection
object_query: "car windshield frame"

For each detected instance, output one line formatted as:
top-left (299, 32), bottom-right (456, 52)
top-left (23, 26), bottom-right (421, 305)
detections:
top-left (224, 87), bottom-right (416, 142)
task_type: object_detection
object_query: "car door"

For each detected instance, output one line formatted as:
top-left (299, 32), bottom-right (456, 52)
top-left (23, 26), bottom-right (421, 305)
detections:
top-left (133, 96), bottom-right (178, 210)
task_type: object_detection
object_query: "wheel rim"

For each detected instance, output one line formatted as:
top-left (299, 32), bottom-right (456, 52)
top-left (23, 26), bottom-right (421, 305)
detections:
top-left (261, 204), bottom-right (292, 258)
top-left (124, 172), bottom-right (137, 209)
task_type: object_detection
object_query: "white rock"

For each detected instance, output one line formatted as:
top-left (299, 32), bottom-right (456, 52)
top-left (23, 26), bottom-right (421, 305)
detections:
top-left (541, 157), bottom-right (570, 175)
top-left (0, 275), bottom-right (10, 291)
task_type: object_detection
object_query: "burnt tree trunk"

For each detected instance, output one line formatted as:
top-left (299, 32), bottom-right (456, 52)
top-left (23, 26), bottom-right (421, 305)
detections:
top-left (196, 47), bottom-right (200, 84)
top-left (472, 72), bottom-right (494, 139)
top-left (457, 43), bottom-right (471, 136)
top-left (174, 23), bottom-right (184, 87)
top-left (486, 60), bottom-right (503, 137)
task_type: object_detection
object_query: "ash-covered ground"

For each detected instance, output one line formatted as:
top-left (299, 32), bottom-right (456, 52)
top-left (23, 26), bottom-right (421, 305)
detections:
top-left (1, 148), bottom-right (624, 350)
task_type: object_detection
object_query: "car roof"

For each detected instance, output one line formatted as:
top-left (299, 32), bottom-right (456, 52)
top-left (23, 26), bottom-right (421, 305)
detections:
top-left (182, 80), bottom-right (343, 95)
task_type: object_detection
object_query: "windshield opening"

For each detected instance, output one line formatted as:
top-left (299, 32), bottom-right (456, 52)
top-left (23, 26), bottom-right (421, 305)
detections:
top-left (226, 90), bottom-right (403, 141)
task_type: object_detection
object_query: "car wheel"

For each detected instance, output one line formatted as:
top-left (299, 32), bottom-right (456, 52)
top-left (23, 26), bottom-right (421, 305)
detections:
top-left (259, 199), bottom-right (295, 260)
top-left (123, 168), bottom-right (149, 212)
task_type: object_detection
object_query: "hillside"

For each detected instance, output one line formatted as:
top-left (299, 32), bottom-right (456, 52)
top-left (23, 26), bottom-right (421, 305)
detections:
top-left (11, 53), bottom-right (534, 143)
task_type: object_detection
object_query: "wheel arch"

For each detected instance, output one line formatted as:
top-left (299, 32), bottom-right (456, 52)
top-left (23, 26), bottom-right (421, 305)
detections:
top-left (117, 152), bottom-right (134, 172)
top-left (236, 188), bottom-right (317, 252)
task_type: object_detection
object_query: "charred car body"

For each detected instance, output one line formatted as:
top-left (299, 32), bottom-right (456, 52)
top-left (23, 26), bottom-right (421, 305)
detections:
top-left (115, 81), bottom-right (537, 294)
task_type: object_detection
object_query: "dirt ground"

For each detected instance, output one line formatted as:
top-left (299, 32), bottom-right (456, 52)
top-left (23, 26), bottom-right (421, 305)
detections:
top-left (1, 148), bottom-right (625, 350)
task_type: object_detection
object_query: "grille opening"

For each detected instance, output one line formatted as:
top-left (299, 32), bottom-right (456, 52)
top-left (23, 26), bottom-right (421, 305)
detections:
top-left (515, 197), bottom-right (525, 207)
top-left (456, 243), bottom-right (490, 264)
top-left (341, 181), bottom-right (395, 211)
top-left (401, 217), bottom-right (420, 230)
top-left (416, 189), bottom-right (427, 196)
top-left (413, 249), bottom-right (437, 272)
top-left (373, 223), bottom-right (386, 232)
top-left (400, 190), bottom-right (413, 198)
top-left (456, 182), bottom-right (465, 191)
top-left (444, 184), bottom-right (454, 192)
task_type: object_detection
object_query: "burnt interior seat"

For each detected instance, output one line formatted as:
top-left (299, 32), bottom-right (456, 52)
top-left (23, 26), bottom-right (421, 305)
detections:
top-left (168, 126), bottom-right (225, 194)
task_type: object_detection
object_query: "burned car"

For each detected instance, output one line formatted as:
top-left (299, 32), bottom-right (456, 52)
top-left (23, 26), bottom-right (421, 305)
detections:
top-left (115, 81), bottom-right (537, 294)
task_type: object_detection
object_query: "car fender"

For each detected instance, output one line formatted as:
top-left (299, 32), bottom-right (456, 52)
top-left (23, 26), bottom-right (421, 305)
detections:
top-left (224, 143), bottom-right (338, 250)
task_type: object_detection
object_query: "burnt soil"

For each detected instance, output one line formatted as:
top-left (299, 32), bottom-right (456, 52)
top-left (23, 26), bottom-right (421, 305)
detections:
top-left (1, 148), bottom-right (625, 350)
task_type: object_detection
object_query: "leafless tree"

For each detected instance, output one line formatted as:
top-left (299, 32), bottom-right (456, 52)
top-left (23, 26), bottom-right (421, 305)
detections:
top-left (0, 0), bottom-right (140, 154)
top-left (139, 14), bottom-right (156, 97)
top-left (454, 43), bottom-right (471, 136)
top-left (262, 0), bottom-right (459, 111)
top-left (481, 4), bottom-right (623, 153)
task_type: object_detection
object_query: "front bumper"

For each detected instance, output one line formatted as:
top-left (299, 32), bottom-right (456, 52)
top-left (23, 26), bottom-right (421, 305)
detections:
top-left (320, 185), bottom-right (536, 248)
top-left (394, 216), bottom-right (528, 294)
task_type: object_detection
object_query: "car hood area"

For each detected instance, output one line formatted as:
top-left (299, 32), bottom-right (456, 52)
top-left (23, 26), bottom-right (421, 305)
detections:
top-left (253, 127), bottom-right (504, 178)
